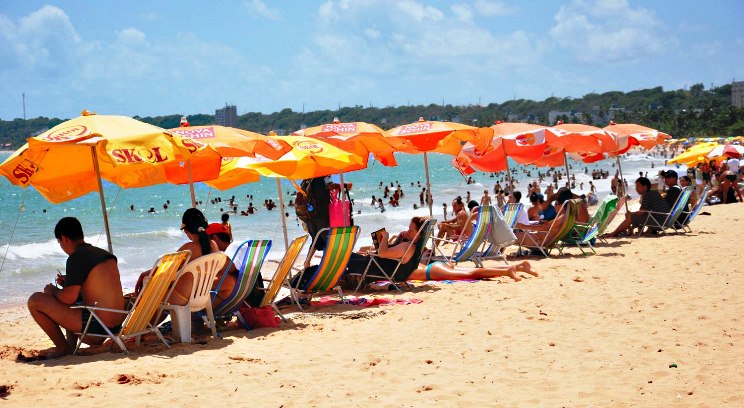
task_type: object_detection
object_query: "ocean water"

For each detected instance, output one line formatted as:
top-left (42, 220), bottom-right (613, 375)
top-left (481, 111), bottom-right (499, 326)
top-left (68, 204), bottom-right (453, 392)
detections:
top-left (0, 150), bottom-right (669, 307)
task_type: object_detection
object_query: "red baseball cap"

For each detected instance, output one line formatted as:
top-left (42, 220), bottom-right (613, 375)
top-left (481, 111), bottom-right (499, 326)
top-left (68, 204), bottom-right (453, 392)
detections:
top-left (205, 223), bottom-right (228, 236)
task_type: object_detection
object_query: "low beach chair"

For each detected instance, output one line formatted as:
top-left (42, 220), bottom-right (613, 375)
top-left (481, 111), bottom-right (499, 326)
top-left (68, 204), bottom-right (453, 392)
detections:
top-left (640, 187), bottom-right (692, 236)
top-left (72, 250), bottom-right (192, 355)
top-left (478, 206), bottom-right (516, 264)
top-left (290, 226), bottom-right (359, 311)
top-left (210, 239), bottom-right (272, 324)
top-left (257, 234), bottom-right (308, 321)
top-left (597, 194), bottom-right (628, 244)
top-left (166, 252), bottom-right (228, 343)
top-left (516, 200), bottom-right (577, 257)
top-left (682, 186), bottom-right (710, 233)
top-left (428, 206), bottom-right (492, 267)
top-left (502, 203), bottom-right (523, 229)
top-left (561, 195), bottom-right (618, 255)
top-left (352, 218), bottom-right (435, 293)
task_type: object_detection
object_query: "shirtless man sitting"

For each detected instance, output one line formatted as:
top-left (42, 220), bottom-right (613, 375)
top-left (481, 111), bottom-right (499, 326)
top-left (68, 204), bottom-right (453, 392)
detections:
top-left (27, 217), bottom-right (125, 359)
top-left (436, 197), bottom-right (468, 239)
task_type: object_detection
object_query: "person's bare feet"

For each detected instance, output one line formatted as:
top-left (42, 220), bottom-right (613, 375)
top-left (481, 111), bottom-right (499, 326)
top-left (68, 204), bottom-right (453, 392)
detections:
top-left (515, 261), bottom-right (539, 277)
top-left (506, 266), bottom-right (521, 282)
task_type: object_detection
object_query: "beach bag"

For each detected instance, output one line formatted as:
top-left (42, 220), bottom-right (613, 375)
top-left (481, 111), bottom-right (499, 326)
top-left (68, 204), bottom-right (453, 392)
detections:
top-left (238, 305), bottom-right (280, 329)
top-left (295, 179), bottom-right (316, 225)
top-left (329, 188), bottom-right (351, 227)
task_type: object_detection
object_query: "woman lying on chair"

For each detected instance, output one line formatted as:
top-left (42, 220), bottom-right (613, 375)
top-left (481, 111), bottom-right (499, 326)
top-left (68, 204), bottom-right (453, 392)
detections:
top-left (513, 187), bottom-right (588, 247)
top-left (346, 216), bottom-right (538, 283)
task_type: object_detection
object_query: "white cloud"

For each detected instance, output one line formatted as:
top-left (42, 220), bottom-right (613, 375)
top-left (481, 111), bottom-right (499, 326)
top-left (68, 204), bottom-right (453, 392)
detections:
top-left (451, 4), bottom-right (474, 23)
top-left (364, 27), bottom-right (381, 40)
top-left (245, 0), bottom-right (281, 20)
top-left (549, 0), bottom-right (665, 62)
top-left (116, 28), bottom-right (147, 45)
top-left (473, 0), bottom-right (518, 16)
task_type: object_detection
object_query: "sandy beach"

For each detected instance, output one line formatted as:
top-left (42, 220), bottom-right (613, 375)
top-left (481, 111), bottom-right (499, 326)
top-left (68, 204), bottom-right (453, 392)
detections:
top-left (1, 201), bottom-right (742, 407)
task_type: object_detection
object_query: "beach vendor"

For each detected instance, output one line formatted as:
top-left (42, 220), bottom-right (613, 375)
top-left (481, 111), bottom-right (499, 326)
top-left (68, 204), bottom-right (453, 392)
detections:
top-left (27, 217), bottom-right (125, 359)
top-left (605, 177), bottom-right (670, 237)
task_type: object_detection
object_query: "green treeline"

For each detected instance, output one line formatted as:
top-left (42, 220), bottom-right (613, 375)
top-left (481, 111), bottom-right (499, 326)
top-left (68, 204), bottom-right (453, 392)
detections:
top-left (2, 83), bottom-right (743, 148)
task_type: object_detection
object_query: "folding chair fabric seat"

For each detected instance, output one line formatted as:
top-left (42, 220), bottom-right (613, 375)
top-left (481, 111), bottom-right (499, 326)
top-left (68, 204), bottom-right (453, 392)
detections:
top-left (517, 200), bottom-right (577, 257)
top-left (478, 206), bottom-right (516, 264)
top-left (211, 239), bottom-right (272, 318)
top-left (641, 187), bottom-right (692, 235)
top-left (682, 186), bottom-right (710, 233)
top-left (352, 218), bottom-right (436, 292)
top-left (429, 206), bottom-right (492, 267)
top-left (72, 250), bottom-right (192, 355)
top-left (258, 234), bottom-right (308, 321)
top-left (290, 226), bottom-right (359, 310)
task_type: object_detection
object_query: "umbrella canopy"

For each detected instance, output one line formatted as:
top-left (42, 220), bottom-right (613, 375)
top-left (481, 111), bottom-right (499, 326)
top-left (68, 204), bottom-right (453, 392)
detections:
top-left (706, 144), bottom-right (744, 159)
top-left (0, 112), bottom-right (210, 203)
top-left (551, 123), bottom-right (619, 155)
top-left (667, 142), bottom-right (720, 167)
top-left (169, 125), bottom-right (292, 162)
top-left (387, 118), bottom-right (490, 155)
top-left (454, 122), bottom-right (553, 174)
top-left (0, 111), bottom-right (210, 253)
top-left (292, 120), bottom-right (402, 166)
top-left (603, 122), bottom-right (671, 153)
top-left (204, 136), bottom-right (367, 190)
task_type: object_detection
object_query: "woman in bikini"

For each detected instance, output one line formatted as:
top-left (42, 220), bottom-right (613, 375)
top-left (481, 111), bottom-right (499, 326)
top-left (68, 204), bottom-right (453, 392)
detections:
top-left (350, 216), bottom-right (539, 283)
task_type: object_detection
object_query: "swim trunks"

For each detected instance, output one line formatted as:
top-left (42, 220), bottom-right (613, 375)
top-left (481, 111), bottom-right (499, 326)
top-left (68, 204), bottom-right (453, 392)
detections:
top-left (81, 308), bottom-right (122, 336)
top-left (425, 261), bottom-right (445, 280)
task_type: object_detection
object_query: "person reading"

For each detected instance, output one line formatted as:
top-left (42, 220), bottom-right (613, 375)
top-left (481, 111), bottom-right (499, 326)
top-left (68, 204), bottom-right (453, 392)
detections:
top-left (26, 217), bottom-right (125, 359)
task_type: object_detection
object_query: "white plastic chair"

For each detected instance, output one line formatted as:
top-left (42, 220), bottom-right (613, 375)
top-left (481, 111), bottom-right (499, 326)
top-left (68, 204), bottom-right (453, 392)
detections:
top-left (166, 252), bottom-right (228, 343)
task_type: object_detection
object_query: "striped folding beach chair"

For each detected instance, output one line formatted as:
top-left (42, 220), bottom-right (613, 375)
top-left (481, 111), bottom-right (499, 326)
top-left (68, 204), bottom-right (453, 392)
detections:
top-left (597, 194), bottom-right (628, 244)
top-left (428, 206), bottom-right (493, 267)
top-left (502, 203), bottom-right (523, 229)
top-left (210, 239), bottom-right (272, 327)
top-left (682, 186), bottom-right (710, 233)
top-left (257, 234), bottom-right (308, 321)
top-left (561, 195), bottom-right (618, 255)
top-left (517, 200), bottom-right (577, 257)
top-left (290, 226), bottom-right (359, 311)
top-left (641, 187), bottom-right (692, 235)
top-left (72, 250), bottom-right (192, 355)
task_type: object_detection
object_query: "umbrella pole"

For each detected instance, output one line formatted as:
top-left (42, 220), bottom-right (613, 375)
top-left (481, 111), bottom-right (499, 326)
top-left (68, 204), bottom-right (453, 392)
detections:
top-left (339, 172), bottom-right (348, 227)
top-left (563, 151), bottom-right (571, 188)
top-left (615, 156), bottom-right (630, 211)
top-left (90, 146), bottom-right (113, 254)
top-left (275, 178), bottom-right (289, 250)
top-left (501, 144), bottom-right (514, 192)
top-left (424, 152), bottom-right (433, 217)
top-left (187, 159), bottom-right (197, 208)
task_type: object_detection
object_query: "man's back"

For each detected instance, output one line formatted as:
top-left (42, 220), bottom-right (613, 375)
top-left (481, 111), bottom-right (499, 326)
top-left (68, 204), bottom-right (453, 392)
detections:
top-left (81, 258), bottom-right (126, 327)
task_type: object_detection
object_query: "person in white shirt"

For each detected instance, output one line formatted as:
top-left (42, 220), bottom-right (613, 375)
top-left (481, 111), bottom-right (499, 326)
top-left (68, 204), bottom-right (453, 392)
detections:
top-left (722, 156), bottom-right (742, 203)
top-left (509, 191), bottom-right (533, 227)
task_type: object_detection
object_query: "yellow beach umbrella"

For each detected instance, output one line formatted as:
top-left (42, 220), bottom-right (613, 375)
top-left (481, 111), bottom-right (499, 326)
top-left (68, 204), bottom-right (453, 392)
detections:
top-left (0, 111), bottom-right (211, 252)
top-left (667, 142), bottom-right (720, 167)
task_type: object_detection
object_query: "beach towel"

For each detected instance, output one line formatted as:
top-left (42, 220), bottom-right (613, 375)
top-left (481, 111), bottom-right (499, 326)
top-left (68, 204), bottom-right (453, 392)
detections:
top-left (311, 296), bottom-right (423, 307)
top-left (238, 305), bottom-right (281, 329)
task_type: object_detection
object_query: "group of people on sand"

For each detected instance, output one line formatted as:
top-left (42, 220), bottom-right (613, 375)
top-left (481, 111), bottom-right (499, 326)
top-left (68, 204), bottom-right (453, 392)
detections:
top-left (27, 192), bottom-right (539, 360)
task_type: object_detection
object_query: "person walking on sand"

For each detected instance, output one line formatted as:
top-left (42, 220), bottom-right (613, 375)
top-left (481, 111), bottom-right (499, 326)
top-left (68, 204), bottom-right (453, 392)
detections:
top-left (26, 217), bottom-right (125, 359)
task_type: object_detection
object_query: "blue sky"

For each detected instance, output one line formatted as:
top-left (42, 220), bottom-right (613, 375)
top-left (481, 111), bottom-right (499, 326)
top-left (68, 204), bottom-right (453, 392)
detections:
top-left (1, 0), bottom-right (743, 121)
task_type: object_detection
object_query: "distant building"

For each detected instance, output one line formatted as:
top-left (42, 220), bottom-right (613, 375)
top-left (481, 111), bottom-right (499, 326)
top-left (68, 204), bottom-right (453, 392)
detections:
top-left (215, 104), bottom-right (238, 127)
top-left (732, 81), bottom-right (744, 108)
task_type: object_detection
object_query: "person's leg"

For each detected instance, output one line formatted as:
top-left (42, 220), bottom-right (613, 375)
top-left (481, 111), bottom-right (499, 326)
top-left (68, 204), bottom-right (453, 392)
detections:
top-left (606, 213), bottom-right (633, 237)
top-left (27, 292), bottom-right (83, 357)
top-left (423, 262), bottom-right (522, 281)
top-left (721, 178), bottom-right (732, 204)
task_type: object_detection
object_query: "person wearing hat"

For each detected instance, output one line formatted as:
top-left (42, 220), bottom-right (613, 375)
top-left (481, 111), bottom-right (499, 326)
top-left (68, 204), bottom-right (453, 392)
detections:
top-left (661, 170), bottom-right (690, 224)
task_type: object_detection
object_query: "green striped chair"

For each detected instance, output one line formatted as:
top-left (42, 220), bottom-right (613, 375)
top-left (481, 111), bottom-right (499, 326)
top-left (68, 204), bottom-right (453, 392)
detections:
top-left (291, 226), bottom-right (359, 310)
top-left (210, 239), bottom-right (272, 328)
top-left (428, 205), bottom-right (493, 267)
top-left (561, 195), bottom-right (618, 255)
top-left (597, 194), bottom-right (628, 244)
top-left (517, 200), bottom-right (578, 257)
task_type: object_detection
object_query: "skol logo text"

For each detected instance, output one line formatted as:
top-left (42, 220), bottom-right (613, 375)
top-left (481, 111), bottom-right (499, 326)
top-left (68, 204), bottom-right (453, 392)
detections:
top-left (110, 147), bottom-right (169, 164)
top-left (12, 159), bottom-right (38, 185)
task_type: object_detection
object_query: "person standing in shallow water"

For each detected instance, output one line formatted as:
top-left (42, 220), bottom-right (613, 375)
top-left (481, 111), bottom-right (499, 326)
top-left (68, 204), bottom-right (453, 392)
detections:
top-left (26, 217), bottom-right (125, 359)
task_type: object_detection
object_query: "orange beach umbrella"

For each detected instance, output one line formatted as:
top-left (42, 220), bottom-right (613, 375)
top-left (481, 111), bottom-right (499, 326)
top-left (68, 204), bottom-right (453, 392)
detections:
top-left (292, 120), bottom-right (401, 166)
top-left (0, 111), bottom-right (211, 252)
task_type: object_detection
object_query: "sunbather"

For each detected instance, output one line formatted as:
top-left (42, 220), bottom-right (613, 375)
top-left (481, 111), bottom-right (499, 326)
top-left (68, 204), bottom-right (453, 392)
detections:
top-left (410, 260), bottom-right (538, 281)
top-left (513, 187), bottom-right (577, 248)
top-left (436, 197), bottom-right (468, 239)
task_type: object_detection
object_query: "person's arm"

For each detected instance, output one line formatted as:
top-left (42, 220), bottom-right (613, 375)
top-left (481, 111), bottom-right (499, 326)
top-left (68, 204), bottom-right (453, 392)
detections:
top-left (44, 284), bottom-right (81, 305)
top-left (376, 230), bottom-right (410, 259)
